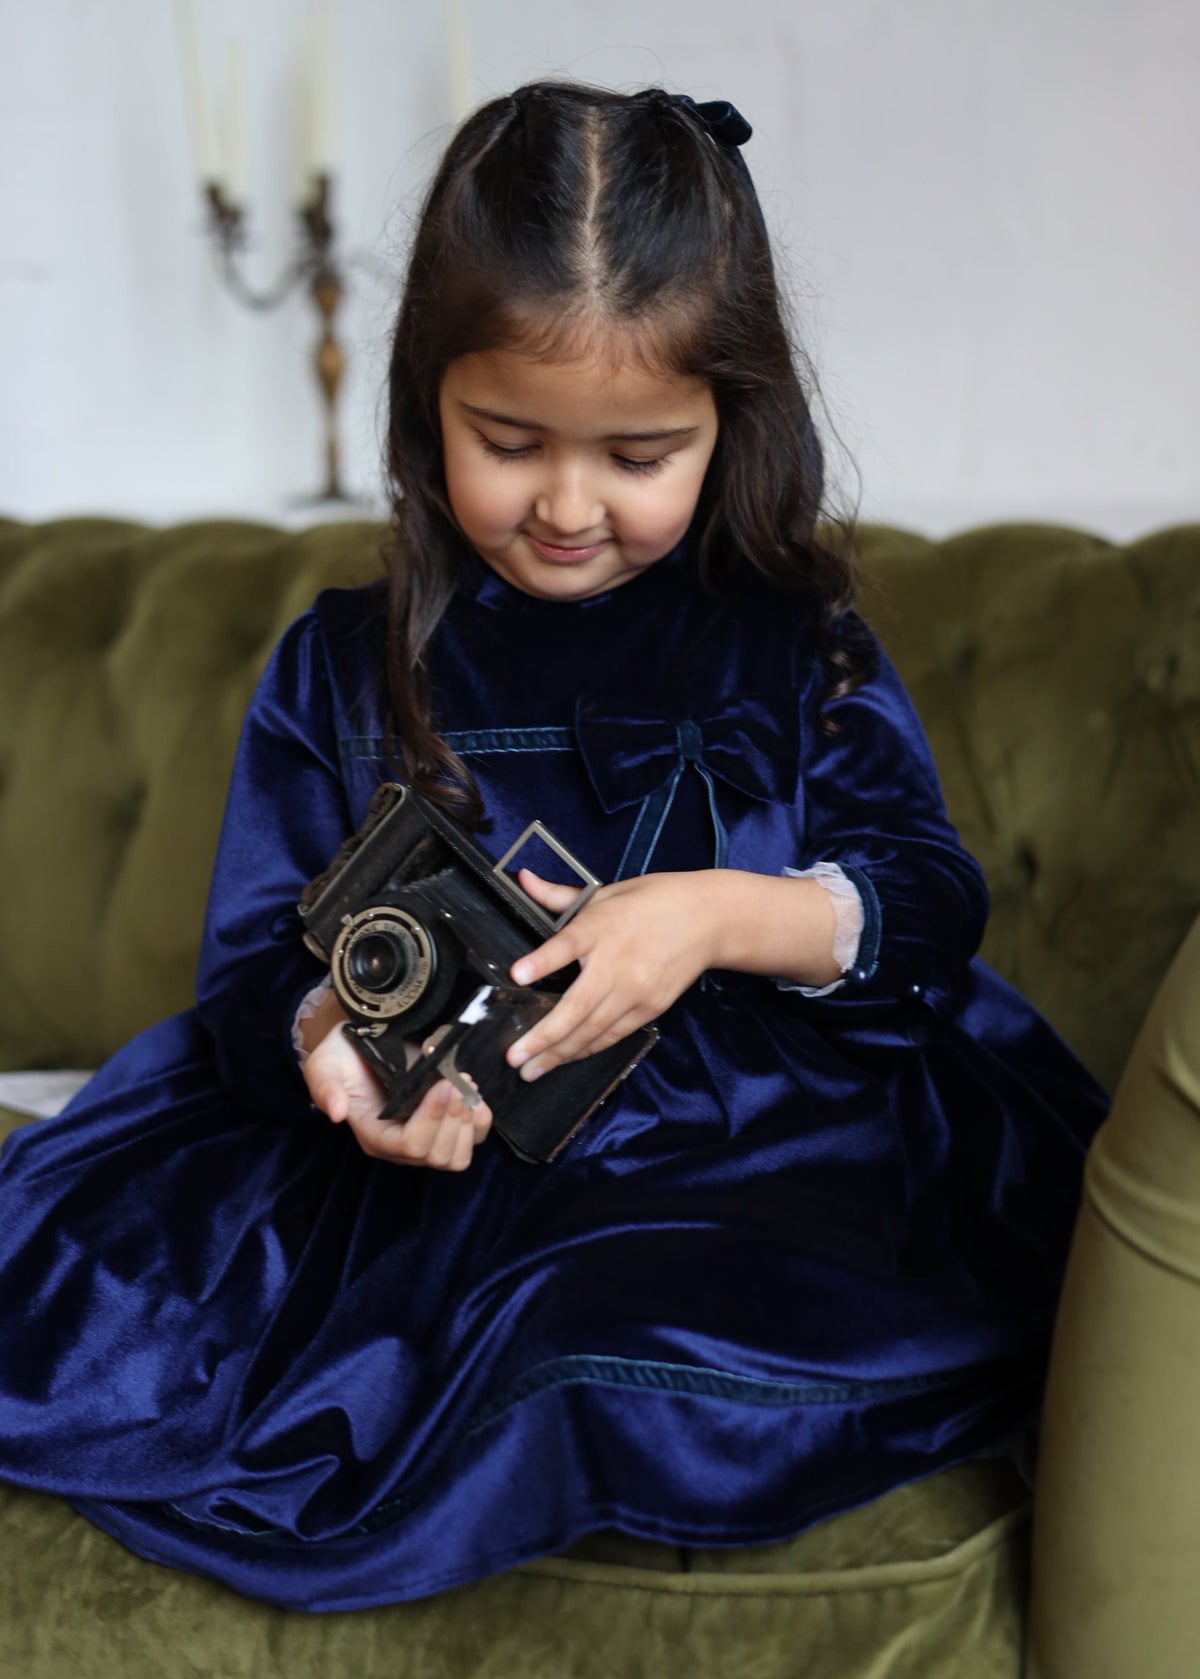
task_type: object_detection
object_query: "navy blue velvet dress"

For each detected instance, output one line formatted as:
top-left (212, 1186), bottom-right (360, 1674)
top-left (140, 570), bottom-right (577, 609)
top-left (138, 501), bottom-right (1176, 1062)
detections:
top-left (0, 544), bottom-right (1107, 1610)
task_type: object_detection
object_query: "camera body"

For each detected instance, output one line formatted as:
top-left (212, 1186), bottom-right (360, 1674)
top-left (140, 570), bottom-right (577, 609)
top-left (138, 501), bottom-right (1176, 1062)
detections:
top-left (298, 783), bottom-right (657, 1163)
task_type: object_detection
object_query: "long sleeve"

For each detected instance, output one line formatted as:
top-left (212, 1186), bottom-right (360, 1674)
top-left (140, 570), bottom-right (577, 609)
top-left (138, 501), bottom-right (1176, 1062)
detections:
top-left (194, 609), bottom-right (355, 1123)
top-left (783, 616), bottom-right (990, 1053)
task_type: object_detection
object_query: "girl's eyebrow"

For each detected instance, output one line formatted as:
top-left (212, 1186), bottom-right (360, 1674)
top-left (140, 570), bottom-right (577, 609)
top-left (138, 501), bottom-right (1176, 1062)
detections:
top-left (459, 402), bottom-right (698, 443)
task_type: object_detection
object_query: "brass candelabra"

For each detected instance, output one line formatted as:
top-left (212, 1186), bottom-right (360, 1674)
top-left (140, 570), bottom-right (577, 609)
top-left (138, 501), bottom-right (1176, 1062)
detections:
top-left (201, 172), bottom-right (355, 506)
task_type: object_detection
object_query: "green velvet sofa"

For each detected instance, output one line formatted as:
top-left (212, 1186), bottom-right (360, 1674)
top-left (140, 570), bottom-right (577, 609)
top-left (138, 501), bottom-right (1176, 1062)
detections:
top-left (1, 514), bottom-right (1197, 1678)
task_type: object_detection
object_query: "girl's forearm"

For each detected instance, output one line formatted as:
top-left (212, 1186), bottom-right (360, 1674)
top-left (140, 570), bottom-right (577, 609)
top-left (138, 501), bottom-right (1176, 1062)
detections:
top-left (298, 870), bottom-right (841, 1060)
top-left (704, 869), bottom-right (841, 989)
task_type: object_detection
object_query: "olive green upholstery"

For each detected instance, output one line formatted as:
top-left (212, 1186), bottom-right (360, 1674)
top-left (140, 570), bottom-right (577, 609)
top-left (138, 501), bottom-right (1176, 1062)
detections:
top-left (1, 514), bottom-right (1198, 1676)
top-left (0, 1442), bottom-right (1030, 1679)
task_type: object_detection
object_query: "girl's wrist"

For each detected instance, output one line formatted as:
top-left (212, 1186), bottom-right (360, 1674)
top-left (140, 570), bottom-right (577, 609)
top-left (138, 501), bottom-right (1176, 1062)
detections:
top-left (705, 868), bottom-right (840, 989)
top-left (297, 984), bottom-right (351, 1058)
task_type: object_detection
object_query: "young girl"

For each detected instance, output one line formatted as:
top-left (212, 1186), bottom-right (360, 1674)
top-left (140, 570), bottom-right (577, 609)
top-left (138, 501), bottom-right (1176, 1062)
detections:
top-left (0, 81), bottom-right (1106, 1612)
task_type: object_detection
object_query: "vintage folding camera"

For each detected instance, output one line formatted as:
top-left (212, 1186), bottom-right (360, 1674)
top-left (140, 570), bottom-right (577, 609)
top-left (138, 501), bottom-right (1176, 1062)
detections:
top-left (298, 783), bottom-right (658, 1163)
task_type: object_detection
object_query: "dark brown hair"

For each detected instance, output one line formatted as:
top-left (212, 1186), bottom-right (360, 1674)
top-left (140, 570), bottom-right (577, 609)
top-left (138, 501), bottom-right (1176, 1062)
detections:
top-left (381, 80), bottom-right (867, 827)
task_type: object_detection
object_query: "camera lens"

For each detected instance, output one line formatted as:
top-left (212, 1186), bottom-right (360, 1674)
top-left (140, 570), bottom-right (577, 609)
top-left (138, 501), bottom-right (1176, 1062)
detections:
top-left (348, 931), bottom-right (411, 994)
top-left (331, 905), bottom-right (436, 1019)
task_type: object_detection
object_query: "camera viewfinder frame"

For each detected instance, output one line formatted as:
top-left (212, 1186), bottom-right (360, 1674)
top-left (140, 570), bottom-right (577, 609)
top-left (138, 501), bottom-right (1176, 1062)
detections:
top-left (493, 821), bottom-right (602, 930)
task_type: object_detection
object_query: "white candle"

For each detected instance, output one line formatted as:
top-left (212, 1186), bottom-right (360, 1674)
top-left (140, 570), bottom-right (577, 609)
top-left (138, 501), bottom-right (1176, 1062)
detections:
top-left (309, 1), bottom-right (334, 177)
top-left (176, 0), bottom-right (222, 184)
top-left (224, 39), bottom-right (247, 203)
top-left (293, 11), bottom-right (312, 204)
top-left (447, 0), bottom-right (472, 126)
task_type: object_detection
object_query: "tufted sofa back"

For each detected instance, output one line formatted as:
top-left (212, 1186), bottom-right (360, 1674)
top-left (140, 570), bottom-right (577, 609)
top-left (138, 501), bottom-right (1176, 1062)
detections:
top-left (0, 516), bottom-right (1197, 1089)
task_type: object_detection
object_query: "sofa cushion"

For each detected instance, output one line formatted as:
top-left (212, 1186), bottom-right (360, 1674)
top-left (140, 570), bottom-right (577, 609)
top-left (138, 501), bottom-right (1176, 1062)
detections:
top-left (0, 1469), bottom-right (1030, 1678)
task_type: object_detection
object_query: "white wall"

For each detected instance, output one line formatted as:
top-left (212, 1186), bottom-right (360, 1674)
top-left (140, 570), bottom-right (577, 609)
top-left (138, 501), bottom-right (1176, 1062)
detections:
top-left (1, 0), bottom-right (1196, 537)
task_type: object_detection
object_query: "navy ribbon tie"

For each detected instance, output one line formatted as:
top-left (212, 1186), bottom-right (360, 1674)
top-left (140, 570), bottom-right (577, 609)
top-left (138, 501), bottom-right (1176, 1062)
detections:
top-left (575, 693), bottom-right (799, 879)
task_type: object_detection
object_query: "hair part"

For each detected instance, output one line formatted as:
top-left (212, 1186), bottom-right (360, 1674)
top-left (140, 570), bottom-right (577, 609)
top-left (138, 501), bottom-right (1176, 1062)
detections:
top-left (380, 80), bottom-right (868, 828)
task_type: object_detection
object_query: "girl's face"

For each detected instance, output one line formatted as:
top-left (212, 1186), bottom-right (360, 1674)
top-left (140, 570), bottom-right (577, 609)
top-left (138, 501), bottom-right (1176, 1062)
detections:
top-left (438, 340), bottom-right (719, 602)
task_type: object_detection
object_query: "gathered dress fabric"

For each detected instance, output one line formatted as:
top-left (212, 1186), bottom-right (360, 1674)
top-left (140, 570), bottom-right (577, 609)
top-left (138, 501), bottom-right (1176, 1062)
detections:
top-left (0, 545), bottom-right (1107, 1611)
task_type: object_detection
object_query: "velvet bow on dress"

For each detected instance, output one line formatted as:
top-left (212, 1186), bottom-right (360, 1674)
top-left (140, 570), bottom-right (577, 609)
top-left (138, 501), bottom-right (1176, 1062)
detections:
top-left (575, 692), bottom-right (800, 878)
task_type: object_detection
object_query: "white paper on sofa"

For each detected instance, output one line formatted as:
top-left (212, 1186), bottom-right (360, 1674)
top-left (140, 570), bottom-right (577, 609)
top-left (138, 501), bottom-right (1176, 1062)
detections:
top-left (0, 1072), bottom-right (94, 1119)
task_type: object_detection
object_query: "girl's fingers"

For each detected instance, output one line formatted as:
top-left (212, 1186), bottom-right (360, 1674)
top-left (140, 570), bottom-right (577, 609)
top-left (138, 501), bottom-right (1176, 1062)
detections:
top-left (428, 1079), bottom-right (476, 1161)
top-left (510, 933), bottom-right (578, 988)
top-left (509, 979), bottom-right (615, 1072)
top-left (516, 867), bottom-right (583, 913)
top-left (516, 997), bottom-right (638, 1078)
top-left (315, 1031), bottom-right (493, 1169)
top-left (307, 1029), bottom-right (383, 1123)
top-left (509, 873), bottom-right (596, 986)
top-left (519, 1029), bottom-right (619, 1079)
top-left (423, 1082), bottom-right (485, 1170)
top-left (317, 1079), bottom-right (348, 1123)
top-left (354, 1080), bottom-right (441, 1159)
top-left (449, 1113), bottom-right (477, 1172)
top-left (385, 1078), bottom-right (490, 1170)
top-left (425, 1111), bottom-right (459, 1167)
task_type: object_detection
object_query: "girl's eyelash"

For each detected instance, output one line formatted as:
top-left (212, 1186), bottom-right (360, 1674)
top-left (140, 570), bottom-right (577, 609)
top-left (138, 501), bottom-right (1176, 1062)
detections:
top-left (476, 437), bottom-right (669, 477)
top-left (618, 455), bottom-right (669, 477)
top-left (477, 439), bottom-right (536, 464)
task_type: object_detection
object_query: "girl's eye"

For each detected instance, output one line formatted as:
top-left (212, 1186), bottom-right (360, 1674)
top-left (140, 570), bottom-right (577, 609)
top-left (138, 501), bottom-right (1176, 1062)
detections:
top-left (614, 455), bottom-right (669, 477)
top-left (476, 436), bottom-right (670, 477)
top-left (478, 437), bottom-right (536, 462)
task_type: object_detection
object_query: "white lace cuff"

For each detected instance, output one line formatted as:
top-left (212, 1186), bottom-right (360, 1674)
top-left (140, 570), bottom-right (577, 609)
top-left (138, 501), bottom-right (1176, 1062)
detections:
top-left (776, 862), bottom-right (865, 997)
top-left (292, 977), bottom-right (425, 1072)
top-left (291, 974), bottom-right (334, 1066)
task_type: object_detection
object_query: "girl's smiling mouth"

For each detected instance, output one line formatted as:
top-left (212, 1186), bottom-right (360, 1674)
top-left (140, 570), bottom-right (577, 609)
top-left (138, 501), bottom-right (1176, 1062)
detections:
top-left (523, 534), bottom-right (610, 562)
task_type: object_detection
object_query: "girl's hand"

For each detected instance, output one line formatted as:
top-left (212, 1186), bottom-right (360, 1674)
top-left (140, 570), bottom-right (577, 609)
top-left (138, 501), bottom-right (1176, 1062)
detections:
top-left (506, 867), bottom-right (722, 1080)
top-left (304, 1022), bottom-right (493, 1170)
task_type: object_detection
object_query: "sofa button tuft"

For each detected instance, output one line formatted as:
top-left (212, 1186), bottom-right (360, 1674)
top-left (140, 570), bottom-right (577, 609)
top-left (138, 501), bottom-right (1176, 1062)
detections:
top-left (1014, 843), bottom-right (1038, 889)
top-left (111, 784), bottom-right (147, 832)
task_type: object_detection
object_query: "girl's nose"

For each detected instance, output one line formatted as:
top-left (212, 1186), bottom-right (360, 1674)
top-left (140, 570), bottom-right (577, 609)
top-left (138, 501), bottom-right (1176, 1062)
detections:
top-left (533, 465), bottom-right (605, 538)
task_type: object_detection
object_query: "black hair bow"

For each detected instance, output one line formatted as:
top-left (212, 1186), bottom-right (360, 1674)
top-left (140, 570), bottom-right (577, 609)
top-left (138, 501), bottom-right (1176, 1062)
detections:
top-left (671, 94), bottom-right (760, 219)
top-left (673, 95), bottom-right (753, 149)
